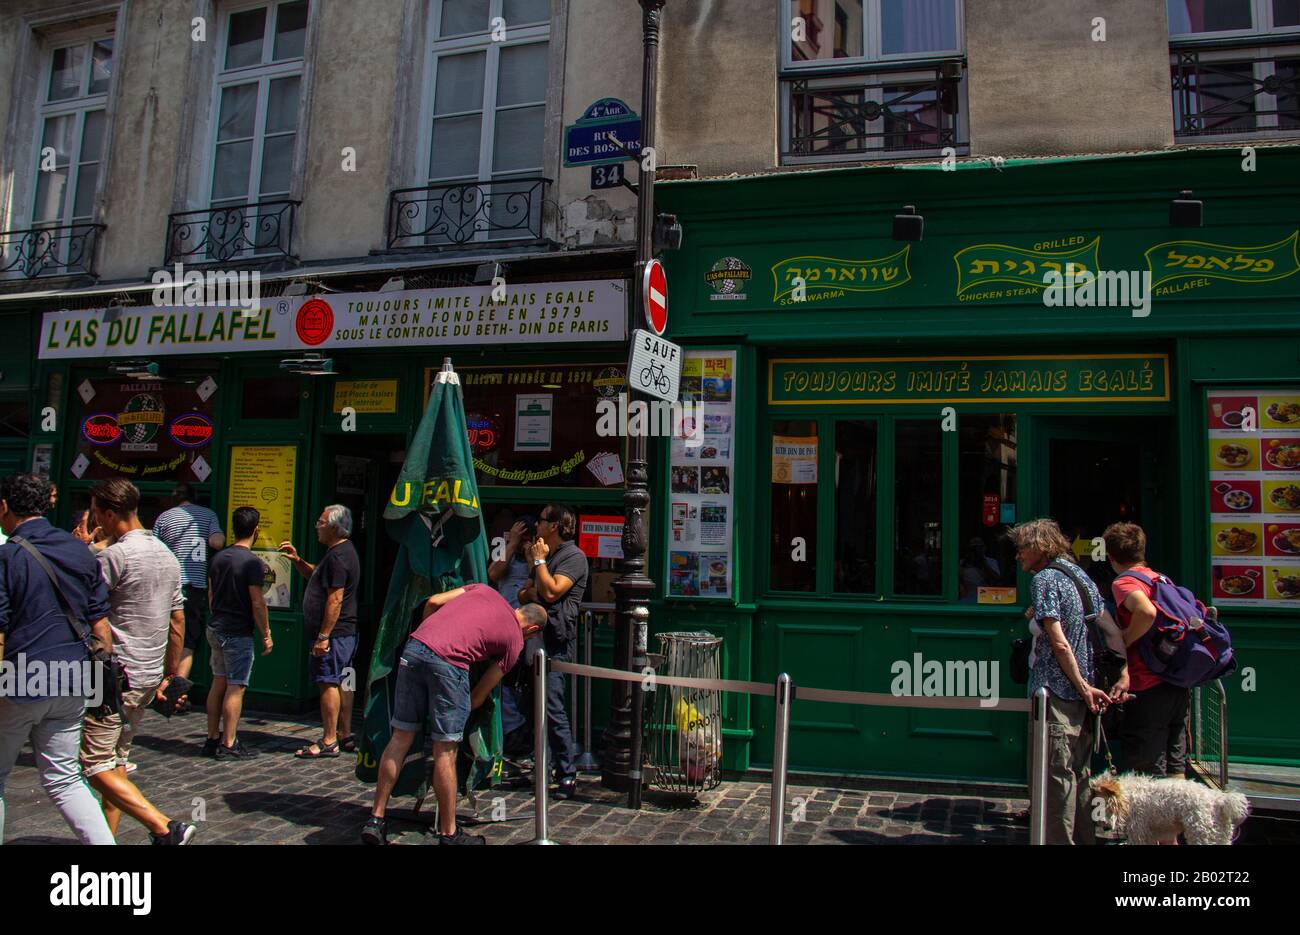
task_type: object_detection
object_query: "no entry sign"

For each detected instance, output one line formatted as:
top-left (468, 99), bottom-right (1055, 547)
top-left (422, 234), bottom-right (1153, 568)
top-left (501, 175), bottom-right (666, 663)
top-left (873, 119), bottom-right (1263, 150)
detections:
top-left (643, 259), bottom-right (667, 335)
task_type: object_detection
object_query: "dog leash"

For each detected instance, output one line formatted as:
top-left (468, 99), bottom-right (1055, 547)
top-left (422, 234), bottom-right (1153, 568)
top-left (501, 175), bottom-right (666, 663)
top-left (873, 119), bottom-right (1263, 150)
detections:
top-left (1095, 713), bottom-right (1118, 775)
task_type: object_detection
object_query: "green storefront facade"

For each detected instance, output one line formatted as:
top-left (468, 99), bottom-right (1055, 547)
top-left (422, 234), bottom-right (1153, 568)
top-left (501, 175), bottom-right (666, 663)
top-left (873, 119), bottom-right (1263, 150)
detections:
top-left (650, 146), bottom-right (1300, 784)
top-left (6, 260), bottom-right (636, 719)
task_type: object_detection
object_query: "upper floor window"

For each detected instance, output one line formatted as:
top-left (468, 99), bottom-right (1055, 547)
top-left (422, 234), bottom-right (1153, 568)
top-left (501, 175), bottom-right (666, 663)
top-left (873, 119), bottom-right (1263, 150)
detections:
top-left (211, 1), bottom-right (305, 208)
top-left (33, 38), bottom-right (113, 232)
top-left (1169, 1), bottom-right (1300, 139)
top-left (787, 0), bottom-right (962, 65)
top-left (780, 0), bottom-right (967, 164)
top-left (1168, 0), bottom-right (1300, 39)
top-left (405, 0), bottom-right (549, 245)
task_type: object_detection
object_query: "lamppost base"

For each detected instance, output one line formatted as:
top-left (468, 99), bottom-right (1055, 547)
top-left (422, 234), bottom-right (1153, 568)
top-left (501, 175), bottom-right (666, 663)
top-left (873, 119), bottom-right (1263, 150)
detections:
top-left (600, 771), bottom-right (633, 792)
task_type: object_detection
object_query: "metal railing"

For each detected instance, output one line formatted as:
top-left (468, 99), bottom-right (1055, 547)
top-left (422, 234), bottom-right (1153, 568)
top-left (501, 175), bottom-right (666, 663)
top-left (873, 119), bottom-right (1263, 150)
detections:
top-left (387, 177), bottom-right (549, 249)
top-left (1172, 45), bottom-right (1300, 139)
top-left (164, 199), bottom-right (299, 266)
top-left (527, 650), bottom-right (1050, 846)
top-left (0, 222), bottom-right (103, 280)
top-left (1190, 678), bottom-right (1229, 790)
top-left (782, 59), bottom-right (966, 161)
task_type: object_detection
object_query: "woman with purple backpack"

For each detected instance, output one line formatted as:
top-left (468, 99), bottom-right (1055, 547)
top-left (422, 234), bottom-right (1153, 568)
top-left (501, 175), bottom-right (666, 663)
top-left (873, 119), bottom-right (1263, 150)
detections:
top-left (1103, 522), bottom-right (1194, 778)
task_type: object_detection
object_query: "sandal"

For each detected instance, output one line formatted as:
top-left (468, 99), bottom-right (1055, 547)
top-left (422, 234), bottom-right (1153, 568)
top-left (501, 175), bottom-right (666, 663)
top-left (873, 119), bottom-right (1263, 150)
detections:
top-left (295, 739), bottom-right (341, 758)
top-left (340, 735), bottom-right (357, 753)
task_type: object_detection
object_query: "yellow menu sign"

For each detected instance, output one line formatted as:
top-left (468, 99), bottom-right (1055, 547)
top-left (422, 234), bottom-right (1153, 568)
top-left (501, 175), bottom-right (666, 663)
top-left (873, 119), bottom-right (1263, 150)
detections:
top-left (333, 379), bottom-right (399, 413)
top-left (227, 445), bottom-right (297, 550)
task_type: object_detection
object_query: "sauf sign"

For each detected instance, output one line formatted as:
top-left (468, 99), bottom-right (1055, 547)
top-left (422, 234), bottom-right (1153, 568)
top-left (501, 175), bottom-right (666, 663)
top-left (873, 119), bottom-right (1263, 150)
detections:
top-left (627, 329), bottom-right (682, 403)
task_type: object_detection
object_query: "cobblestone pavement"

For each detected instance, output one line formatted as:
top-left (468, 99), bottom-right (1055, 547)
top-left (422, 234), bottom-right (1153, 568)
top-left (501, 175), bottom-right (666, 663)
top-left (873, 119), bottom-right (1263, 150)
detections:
top-left (4, 707), bottom-right (1296, 845)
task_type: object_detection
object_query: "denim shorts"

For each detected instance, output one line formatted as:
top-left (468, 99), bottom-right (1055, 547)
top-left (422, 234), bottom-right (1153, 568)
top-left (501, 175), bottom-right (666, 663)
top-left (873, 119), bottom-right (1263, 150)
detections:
top-left (391, 639), bottom-right (470, 742)
top-left (309, 633), bottom-right (358, 685)
top-left (207, 630), bottom-right (255, 686)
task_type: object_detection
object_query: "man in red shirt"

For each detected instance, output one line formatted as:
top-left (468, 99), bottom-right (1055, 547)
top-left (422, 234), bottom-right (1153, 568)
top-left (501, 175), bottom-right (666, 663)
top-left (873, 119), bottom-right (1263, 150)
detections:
top-left (362, 584), bottom-right (545, 845)
top-left (1103, 522), bottom-right (1191, 778)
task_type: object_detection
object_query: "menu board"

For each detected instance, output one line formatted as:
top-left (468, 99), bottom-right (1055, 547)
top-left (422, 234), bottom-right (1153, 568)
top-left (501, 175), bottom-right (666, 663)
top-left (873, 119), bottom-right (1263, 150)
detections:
top-left (1207, 389), bottom-right (1300, 607)
top-left (227, 446), bottom-right (297, 551)
top-left (667, 351), bottom-right (736, 600)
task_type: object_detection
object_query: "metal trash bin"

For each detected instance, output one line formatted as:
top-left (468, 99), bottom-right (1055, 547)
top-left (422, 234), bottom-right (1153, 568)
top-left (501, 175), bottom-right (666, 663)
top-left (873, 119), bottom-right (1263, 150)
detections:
top-left (646, 631), bottom-right (723, 794)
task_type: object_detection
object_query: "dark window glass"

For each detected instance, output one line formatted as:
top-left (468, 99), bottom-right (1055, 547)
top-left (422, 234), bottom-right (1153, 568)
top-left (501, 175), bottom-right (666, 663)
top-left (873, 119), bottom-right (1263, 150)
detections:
top-left (957, 415), bottom-right (1017, 603)
top-left (242, 376), bottom-right (299, 419)
top-left (458, 363), bottom-right (626, 489)
top-left (770, 419), bottom-right (817, 591)
top-left (1172, 59), bottom-right (1259, 136)
top-left (1277, 0), bottom-right (1300, 28)
top-left (70, 374), bottom-right (218, 484)
top-left (273, 1), bottom-right (308, 60)
top-left (834, 420), bottom-right (877, 593)
top-left (893, 419), bottom-right (942, 595)
top-left (1167, 0), bottom-right (1253, 33)
top-left (0, 402), bottom-right (30, 438)
top-left (1277, 58), bottom-right (1300, 128)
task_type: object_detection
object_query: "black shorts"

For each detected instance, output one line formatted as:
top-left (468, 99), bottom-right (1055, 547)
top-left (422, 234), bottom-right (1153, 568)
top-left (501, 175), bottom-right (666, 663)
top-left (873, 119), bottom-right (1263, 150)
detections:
top-left (183, 584), bottom-right (209, 651)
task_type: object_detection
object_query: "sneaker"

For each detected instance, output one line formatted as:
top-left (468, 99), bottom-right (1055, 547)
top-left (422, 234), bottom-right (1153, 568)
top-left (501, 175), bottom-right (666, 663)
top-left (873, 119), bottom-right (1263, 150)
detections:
top-left (151, 820), bottom-right (196, 845)
top-left (215, 739), bottom-right (258, 760)
top-left (360, 816), bottom-right (387, 846)
top-left (201, 738), bottom-right (220, 758)
top-left (553, 777), bottom-right (577, 800)
top-left (125, 761), bottom-right (138, 774)
top-left (438, 827), bottom-right (486, 845)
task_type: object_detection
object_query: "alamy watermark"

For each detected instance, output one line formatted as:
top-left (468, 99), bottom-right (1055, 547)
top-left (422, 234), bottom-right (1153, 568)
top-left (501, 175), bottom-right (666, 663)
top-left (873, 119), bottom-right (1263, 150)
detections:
top-left (151, 262), bottom-right (261, 315)
top-left (1042, 263), bottom-right (1151, 317)
top-left (890, 652), bottom-right (1000, 708)
top-left (0, 655), bottom-right (105, 706)
top-left (596, 393), bottom-right (703, 447)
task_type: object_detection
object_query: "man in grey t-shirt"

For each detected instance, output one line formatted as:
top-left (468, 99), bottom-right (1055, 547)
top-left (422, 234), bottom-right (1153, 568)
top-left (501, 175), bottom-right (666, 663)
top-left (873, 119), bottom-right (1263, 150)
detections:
top-left (518, 504), bottom-right (588, 798)
top-left (74, 479), bottom-right (194, 844)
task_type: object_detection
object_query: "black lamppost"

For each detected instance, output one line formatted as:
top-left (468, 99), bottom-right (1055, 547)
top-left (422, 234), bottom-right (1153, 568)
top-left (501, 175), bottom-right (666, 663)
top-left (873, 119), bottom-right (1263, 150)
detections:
top-left (602, 0), bottom-right (666, 809)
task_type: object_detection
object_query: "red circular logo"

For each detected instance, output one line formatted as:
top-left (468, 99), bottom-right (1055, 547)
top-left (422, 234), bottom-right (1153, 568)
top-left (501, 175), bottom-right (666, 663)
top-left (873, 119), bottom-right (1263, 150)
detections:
top-left (295, 298), bottom-right (334, 346)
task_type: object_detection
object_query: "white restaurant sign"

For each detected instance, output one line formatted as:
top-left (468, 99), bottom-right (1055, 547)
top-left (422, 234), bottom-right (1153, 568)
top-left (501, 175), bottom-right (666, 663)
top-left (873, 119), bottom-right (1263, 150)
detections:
top-left (38, 279), bottom-right (628, 359)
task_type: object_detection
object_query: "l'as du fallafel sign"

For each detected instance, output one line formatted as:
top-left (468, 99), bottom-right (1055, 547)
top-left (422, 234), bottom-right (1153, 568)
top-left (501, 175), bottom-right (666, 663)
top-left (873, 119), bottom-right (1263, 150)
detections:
top-left (38, 279), bottom-right (628, 360)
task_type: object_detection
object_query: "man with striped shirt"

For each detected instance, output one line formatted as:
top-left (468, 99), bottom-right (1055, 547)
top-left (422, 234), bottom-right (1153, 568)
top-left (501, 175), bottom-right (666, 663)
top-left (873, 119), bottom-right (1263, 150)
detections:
top-left (152, 484), bottom-right (225, 683)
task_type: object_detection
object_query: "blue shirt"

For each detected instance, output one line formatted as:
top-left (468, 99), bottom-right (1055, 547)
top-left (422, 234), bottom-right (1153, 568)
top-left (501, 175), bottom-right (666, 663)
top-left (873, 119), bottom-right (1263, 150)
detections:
top-left (153, 503), bottom-right (222, 588)
top-left (0, 518), bottom-right (112, 703)
top-left (1028, 560), bottom-right (1100, 702)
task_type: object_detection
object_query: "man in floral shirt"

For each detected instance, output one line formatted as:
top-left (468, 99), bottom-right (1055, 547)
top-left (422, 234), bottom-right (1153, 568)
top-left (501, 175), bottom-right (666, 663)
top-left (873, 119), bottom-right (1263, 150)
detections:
top-left (1011, 519), bottom-right (1127, 845)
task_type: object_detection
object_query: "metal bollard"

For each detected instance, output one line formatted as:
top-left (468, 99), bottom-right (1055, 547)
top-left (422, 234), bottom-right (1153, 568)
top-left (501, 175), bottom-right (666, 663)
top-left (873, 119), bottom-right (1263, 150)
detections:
top-left (574, 611), bottom-right (600, 771)
top-left (769, 673), bottom-right (793, 845)
top-left (525, 649), bottom-right (556, 845)
top-left (1030, 686), bottom-right (1049, 846)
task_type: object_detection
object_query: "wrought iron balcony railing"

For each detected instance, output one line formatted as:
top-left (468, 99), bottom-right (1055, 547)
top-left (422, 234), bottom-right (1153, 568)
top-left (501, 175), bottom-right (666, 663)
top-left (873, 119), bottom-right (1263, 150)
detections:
top-left (387, 177), bottom-right (549, 250)
top-left (165, 199), bottom-right (299, 266)
top-left (782, 59), bottom-right (967, 162)
top-left (1172, 45), bottom-right (1300, 139)
top-left (0, 222), bottom-right (104, 280)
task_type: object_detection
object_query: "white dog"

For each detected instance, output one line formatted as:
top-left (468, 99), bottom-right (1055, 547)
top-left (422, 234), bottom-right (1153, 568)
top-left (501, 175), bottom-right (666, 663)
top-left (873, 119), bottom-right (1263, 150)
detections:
top-left (1089, 773), bottom-right (1250, 845)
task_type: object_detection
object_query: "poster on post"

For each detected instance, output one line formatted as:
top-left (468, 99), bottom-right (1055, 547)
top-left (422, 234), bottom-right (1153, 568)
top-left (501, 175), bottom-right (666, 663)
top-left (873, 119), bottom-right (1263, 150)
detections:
top-left (667, 350), bottom-right (736, 600)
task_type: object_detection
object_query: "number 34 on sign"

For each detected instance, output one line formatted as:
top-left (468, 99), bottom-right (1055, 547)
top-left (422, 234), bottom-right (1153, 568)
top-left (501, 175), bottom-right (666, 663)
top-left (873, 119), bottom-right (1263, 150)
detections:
top-left (628, 329), bottom-right (682, 403)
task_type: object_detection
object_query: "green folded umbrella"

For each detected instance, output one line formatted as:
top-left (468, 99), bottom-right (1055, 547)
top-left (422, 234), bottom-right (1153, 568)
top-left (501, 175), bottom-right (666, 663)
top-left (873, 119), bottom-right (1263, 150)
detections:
top-left (356, 359), bottom-right (496, 799)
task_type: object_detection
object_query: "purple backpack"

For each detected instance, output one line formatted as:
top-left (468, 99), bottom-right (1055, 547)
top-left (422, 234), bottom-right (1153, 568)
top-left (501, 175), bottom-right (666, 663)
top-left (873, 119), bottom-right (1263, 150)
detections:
top-left (1117, 569), bottom-right (1236, 688)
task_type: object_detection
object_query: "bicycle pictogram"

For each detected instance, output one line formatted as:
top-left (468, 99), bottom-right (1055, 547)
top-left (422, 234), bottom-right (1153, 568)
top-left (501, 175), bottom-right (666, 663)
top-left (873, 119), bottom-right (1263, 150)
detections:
top-left (639, 360), bottom-right (671, 395)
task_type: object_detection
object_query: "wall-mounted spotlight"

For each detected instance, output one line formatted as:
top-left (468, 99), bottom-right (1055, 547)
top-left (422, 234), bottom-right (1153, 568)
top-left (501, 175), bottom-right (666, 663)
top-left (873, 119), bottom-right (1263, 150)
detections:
top-left (279, 353), bottom-right (335, 376)
top-left (103, 297), bottom-right (124, 324)
top-left (283, 280), bottom-right (310, 296)
top-left (108, 359), bottom-right (160, 379)
top-left (379, 276), bottom-right (406, 293)
top-left (893, 205), bottom-right (924, 242)
top-left (1170, 190), bottom-right (1203, 228)
top-left (473, 261), bottom-right (502, 285)
top-left (653, 213), bottom-right (683, 253)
